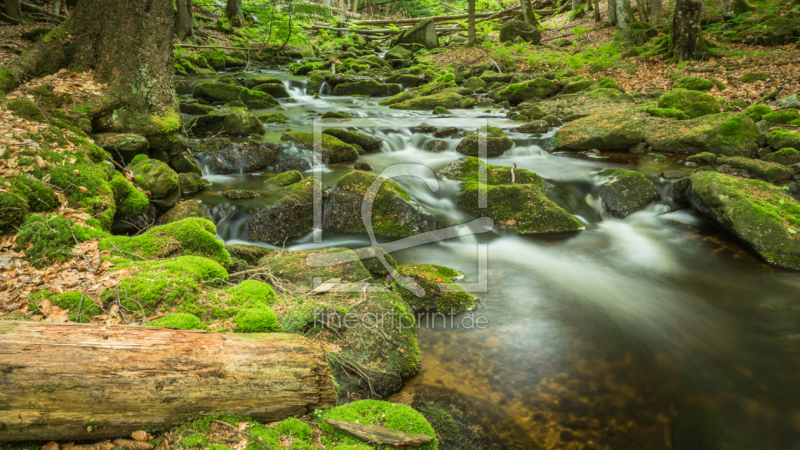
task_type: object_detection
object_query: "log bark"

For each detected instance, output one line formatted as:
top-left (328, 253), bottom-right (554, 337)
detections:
top-left (3, 0), bottom-right (21, 19)
top-left (175, 0), bottom-right (194, 40)
top-left (350, 8), bottom-right (513, 25)
top-left (323, 419), bottom-right (434, 447)
top-left (0, 322), bottom-right (337, 441)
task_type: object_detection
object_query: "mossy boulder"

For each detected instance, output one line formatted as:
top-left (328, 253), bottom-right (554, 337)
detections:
top-left (2, 174), bottom-right (59, 213)
top-left (657, 88), bottom-right (720, 119)
top-left (562, 78), bottom-right (593, 94)
top-left (455, 126), bottom-right (514, 156)
top-left (109, 171), bottom-right (151, 231)
top-left (587, 88), bottom-right (633, 103)
top-left (187, 110), bottom-right (265, 136)
top-left (766, 130), bottom-right (800, 151)
top-left (7, 98), bottom-right (45, 122)
top-left (192, 82), bottom-right (278, 109)
top-left (332, 80), bottom-right (402, 97)
top-left (743, 104), bottom-right (772, 122)
top-left (739, 16), bottom-right (800, 46)
top-left (686, 152), bottom-right (717, 163)
top-left (261, 247), bottom-right (372, 287)
top-left (493, 78), bottom-right (558, 104)
top-left (672, 76), bottom-right (715, 92)
top-left (384, 45), bottom-right (413, 62)
top-left (688, 171), bottom-right (800, 270)
top-left (388, 91), bottom-right (473, 110)
top-left (0, 189), bottom-right (29, 234)
top-left (439, 157), bottom-right (583, 234)
top-left (96, 133), bottom-right (150, 166)
top-left (322, 129), bottom-right (382, 152)
top-left (646, 107), bottom-right (689, 120)
top-left (464, 77), bottom-right (487, 90)
top-left (280, 131), bottom-right (359, 163)
top-left (322, 170), bottom-right (436, 237)
top-left (266, 170), bottom-right (303, 186)
top-left (202, 141), bottom-right (277, 174)
top-left (645, 113), bottom-right (758, 157)
top-left (553, 109), bottom-right (645, 151)
top-left (499, 20), bottom-right (542, 44)
top-left (251, 82), bottom-right (290, 98)
top-left (244, 177), bottom-right (318, 244)
top-left (179, 101), bottom-right (216, 115)
top-left (157, 199), bottom-right (212, 225)
top-left (178, 173), bottom-right (210, 195)
top-left (393, 264), bottom-right (476, 313)
top-left (170, 150), bottom-right (202, 175)
top-left (741, 72), bottom-right (770, 83)
top-left (762, 148), bottom-right (800, 165)
top-left (716, 156), bottom-right (794, 182)
top-left (128, 155), bottom-right (181, 209)
top-left (511, 120), bottom-right (549, 134)
top-left (321, 111), bottom-right (352, 119)
top-left (224, 189), bottom-right (260, 199)
top-left (392, 17), bottom-right (438, 49)
top-left (763, 109), bottom-right (800, 124)
top-left (598, 168), bottom-right (659, 218)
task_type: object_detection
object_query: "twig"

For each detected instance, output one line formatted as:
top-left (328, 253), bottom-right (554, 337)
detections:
top-left (488, 57), bottom-right (502, 74)
top-left (211, 420), bottom-right (277, 450)
top-left (75, 282), bottom-right (91, 323)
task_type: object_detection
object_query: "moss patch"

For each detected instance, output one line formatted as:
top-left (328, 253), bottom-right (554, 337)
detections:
top-left (393, 264), bottom-right (476, 313)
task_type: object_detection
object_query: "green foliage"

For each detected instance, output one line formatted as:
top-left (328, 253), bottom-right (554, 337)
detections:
top-left (148, 313), bottom-right (204, 329)
top-left (15, 215), bottom-right (108, 268)
top-left (234, 306), bottom-right (281, 332)
top-left (226, 279), bottom-right (278, 307)
top-left (109, 172), bottom-right (149, 219)
top-left (28, 289), bottom-right (101, 323)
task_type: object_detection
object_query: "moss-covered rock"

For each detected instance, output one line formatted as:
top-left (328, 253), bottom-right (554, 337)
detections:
top-left (266, 170), bottom-right (303, 186)
top-left (192, 82), bottom-right (278, 109)
top-left (128, 155), bottom-right (180, 209)
top-left (562, 78), bottom-right (593, 94)
top-left (322, 128), bottom-right (382, 152)
top-left (322, 170), bottom-right (436, 237)
top-left (321, 111), bottom-right (352, 119)
top-left (511, 120), bottom-right (549, 134)
top-left (672, 76), bottom-right (715, 92)
top-left (657, 88), bottom-right (720, 119)
top-left (7, 98), bottom-right (45, 122)
top-left (393, 264), bottom-right (476, 312)
top-left (178, 172), bottom-right (210, 195)
top-left (187, 110), bottom-right (265, 136)
top-left (493, 78), bottom-right (559, 104)
top-left (109, 171), bottom-right (150, 230)
top-left (763, 109), bottom-right (800, 124)
top-left (597, 168), bottom-right (659, 218)
top-left (202, 141), bottom-right (277, 174)
top-left (741, 72), bottom-right (770, 83)
top-left (224, 189), bottom-right (260, 199)
top-left (646, 107), bottom-right (689, 120)
top-left (332, 80), bottom-right (402, 97)
top-left (388, 91), bottom-right (474, 110)
top-left (645, 113), bottom-right (758, 157)
top-left (179, 101), bottom-right (217, 115)
top-left (440, 157), bottom-right (584, 234)
top-left (392, 17), bottom-right (438, 49)
top-left (455, 126), bottom-right (514, 156)
top-left (280, 131), bottom-right (359, 163)
top-left (688, 171), bottom-right (800, 270)
top-left (261, 247), bottom-right (372, 287)
top-left (251, 82), bottom-right (290, 98)
top-left (99, 217), bottom-right (232, 267)
top-left (170, 150), bottom-right (202, 175)
top-left (244, 177), bottom-right (318, 244)
top-left (499, 20), bottom-right (542, 43)
top-left (14, 215), bottom-right (107, 268)
top-left (766, 129), bottom-right (800, 151)
top-left (716, 156), bottom-right (795, 182)
top-left (464, 77), bottom-right (487, 90)
top-left (762, 148), bottom-right (800, 165)
top-left (319, 401), bottom-right (436, 450)
top-left (2, 174), bottom-right (58, 213)
top-left (245, 77), bottom-right (283, 89)
top-left (384, 45), bottom-right (413, 62)
top-left (686, 152), bottom-right (717, 163)
top-left (258, 112), bottom-right (287, 123)
top-left (743, 104), bottom-right (773, 122)
top-left (0, 189), bottom-right (29, 234)
top-left (553, 109), bottom-right (644, 151)
top-left (95, 133), bottom-right (150, 166)
top-left (157, 199), bottom-right (212, 225)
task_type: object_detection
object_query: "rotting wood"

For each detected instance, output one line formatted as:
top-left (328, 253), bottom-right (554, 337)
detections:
top-left (323, 419), bottom-right (435, 447)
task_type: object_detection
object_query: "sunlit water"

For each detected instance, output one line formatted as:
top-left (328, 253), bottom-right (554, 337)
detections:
top-left (182, 68), bottom-right (800, 450)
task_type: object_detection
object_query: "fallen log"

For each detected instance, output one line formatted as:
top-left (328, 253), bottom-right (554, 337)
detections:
top-left (323, 419), bottom-right (435, 447)
top-left (348, 7), bottom-right (519, 25)
top-left (0, 321), bottom-right (337, 441)
top-left (308, 24), bottom-right (466, 35)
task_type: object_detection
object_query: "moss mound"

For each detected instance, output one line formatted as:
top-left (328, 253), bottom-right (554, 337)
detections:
top-left (672, 76), bottom-right (715, 92)
top-left (192, 82), bottom-right (278, 109)
top-left (657, 88), bottom-right (720, 119)
top-left (323, 128), bottom-right (382, 152)
top-left (455, 126), bottom-right (514, 157)
top-left (716, 156), bottom-right (794, 182)
top-left (99, 217), bottom-right (232, 267)
top-left (393, 264), bottom-right (476, 313)
top-left (493, 78), bottom-right (559, 104)
top-left (266, 170), bottom-right (303, 186)
top-left (763, 109), bottom-right (800, 124)
top-left (743, 104), bottom-right (772, 122)
top-left (645, 113), bottom-right (758, 157)
top-left (15, 215), bottom-right (107, 268)
top-left (109, 172), bottom-right (149, 219)
top-left (762, 148), bottom-right (800, 165)
top-left (553, 109), bottom-right (644, 152)
top-left (280, 131), bottom-right (359, 163)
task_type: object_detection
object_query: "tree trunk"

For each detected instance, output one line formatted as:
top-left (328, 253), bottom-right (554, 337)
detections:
top-left (608, 0), bottom-right (617, 25)
top-left (225, 0), bottom-right (242, 25)
top-left (468, 0), bottom-right (476, 44)
top-left (3, 0), bottom-right (21, 19)
top-left (615, 0), bottom-right (633, 34)
top-left (175, 0), bottom-right (194, 40)
top-left (520, 0), bottom-right (538, 26)
top-left (720, 0), bottom-right (732, 15)
top-left (593, 0), bottom-right (602, 21)
top-left (352, 0), bottom-right (358, 13)
top-left (667, 0), bottom-right (706, 62)
top-left (649, 0), bottom-right (662, 23)
top-left (572, 0), bottom-right (580, 13)
top-left (634, 0), bottom-right (648, 21)
top-left (0, 322), bottom-right (337, 441)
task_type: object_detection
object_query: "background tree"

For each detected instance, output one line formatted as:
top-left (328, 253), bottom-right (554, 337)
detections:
top-left (3, 0), bottom-right (21, 20)
top-left (593, 0), bottom-right (601, 21)
top-left (0, 0), bottom-right (180, 143)
top-left (175, 0), bottom-right (194, 40)
top-left (721, 0), bottom-right (753, 16)
top-left (608, 0), bottom-right (617, 25)
top-left (649, 0), bottom-right (662, 23)
top-left (226, 0), bottom-right (243, 26)
top-left (615, 0), bottom-right (634, 34)
top-left (468, 0), bottom-right (476, 44)
top-left (520, 0), bottom-right (538, 26)
top-left (662, 0), bottom-right (715, 62)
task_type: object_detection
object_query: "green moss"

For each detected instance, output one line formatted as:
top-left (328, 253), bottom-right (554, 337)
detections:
top-left (7, 98), bottom-right (45, 122)
top-left (322, 129), bottom-right (381, 152)
top-left (763, 109), bottom-right (800, 125)
top-left (226, 279), bottom-right (278, 307)
top-left (2, 174), bottom-right (58, 212)
top-left (657, 88), bottom-right (720, 119)
top-left (258, 112), bottom-right (287, 123)
top-left (148, 313), bottom-right (203, 329)
top-left (319, 400), bottom-right (436, 450)
top-left (14, 215), bottom-right (108, 268)
top-left (686, 152), bottom-right (716, 163)
top-left (717, 156), bottom-right (794, 182)
top-left (672, 76), bottom-right (714, 91)
top-left (0, 190), bottom-right (30, 234)
top-left (266, 170), bottom-right (302, 186)
top-left (109, 172), bottom-right (149, 219)
top-left (596, 76), bottom-right (623, 91)
top-left (280, 131), bottom-right (359, 163)
top-left (762, 148), bottom-right (800, 165)
top-left (322, 111), bottom-right (353, 119)
top-left (646, 107), bottom-right (689, 120)
top-left (494, 78), bottom-right (559, 104)
top-left (28, 289), bottom-right (101, 323)
top-left (433, 106), bottom-right (451, 114)
top-left (393, 264), bottom-right (476, 313)
top-left (234, 306), bottom-right (281, 332)
top-left (98, 217), bottom-right (232, 267)
top-left (263, 248), bottom-right (372, 288)
top-left (743, 104), bottom-right (772, 122)
top-left (275, 418), bottom-right (312, 440)
top-left (150, 108), bottom-right (182, 134)
top-left (741, 72), bottom-right (770, 83)
top-left (42, 25), bottom-right (66, 45)
top-left (455, 126), bottom-right (514, 157)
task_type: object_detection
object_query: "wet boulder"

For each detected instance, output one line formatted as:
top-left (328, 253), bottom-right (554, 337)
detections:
top-left (499, 20), bottom-right (542, 44)
top-left (388, 91), bottom-right (475, 110)
top-left (157, 199), bottom-right (212, 225)
top-left (266, 170), bottom-right (303, 186)
top-left (766, 129), bottom-right (800, 151)
top-left (424, 139), bottom-right (448, 152)
top-left (251, 82), bottom-right (290, 98)
top-left (178, 173), bottom-right (210, 195)
top-left (384, 45), bottom-right (413, 62)
top-left (716, 156), bottom-right (794, 182)
top-left (245, 77), bottom-right (283, 89)
top-left (464, 77), bottom-right (487, 90)
top-left (95, 133), bottom-right (149, 166)
top-left (511, 120), bottom-right (549, 134)
top-left (439, 157), bottom-right (584, 234)
top-left (280, 131), bottom-right (359, 163)
top-left (244, 177), bottom-right (318, 245)
top-left (322, 129), bottom-right (381, 152)
top-left (493, 78), bottom-right (559, 104)
top-left (762, 148), bottom-right (800, 165)
top-left (332, 80), bottom-right (402, 97)
top-left (455, 126), bottom-right (514, 157)
top-left (553, 109), bottom-right (645, 152)
top-left (687, 171), bottom-right (800, 270)
top-left (201, 141), bottom-right (278, 174)
top-left (322, 170), bottom-right (436, 237)
top-left (597, 168), bottom-right (659, 218)
top-left (393, 264), bottom-right (477, 313)
top-left (186, 110), bottom-right (265, 136)
top-left (128, 155), bottom-right (181, 209)
top-left (170, 151), bottom-right (202, 175)
top-left (645, 112), bottom-right (758, 157)
top-left (392, 18), bottom-right (438, 49)
top-left (657, 88), bottom-right (720, 119)
top-left (192, 83), bottom-right (278, 109)
top-left (224, 189), bottom-right (260, 199)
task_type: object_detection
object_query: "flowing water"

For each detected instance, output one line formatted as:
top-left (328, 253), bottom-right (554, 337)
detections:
top-left (182, 67), bottom-right (800, 450)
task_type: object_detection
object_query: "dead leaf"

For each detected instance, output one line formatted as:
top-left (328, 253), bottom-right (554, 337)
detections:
top-left (42, 442), bottom-right (59, 450)
top-left (39, 299), bottom-right (53, 316)
top-left (131, 430), bottom-right (149, 442)
top-left (78, 186), bottom-right (88, 192)
top-left (35, 155), bottom-right (45, 167)
top-left (61, 442), bottom-right (75, 450)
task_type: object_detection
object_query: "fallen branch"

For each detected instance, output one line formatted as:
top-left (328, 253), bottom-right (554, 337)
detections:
top-left (20, 1), bottom-right (65, 21)
top-left (348, 6), bottom-right (519, 25)
top-left (0, 10), bottom-right (21, 24)
top-left (754, 87), bottom-right (783, 105)
top-left (323, 419), bottom-right (435, 447)
top-left (175, 44), bottom-right (262, 50)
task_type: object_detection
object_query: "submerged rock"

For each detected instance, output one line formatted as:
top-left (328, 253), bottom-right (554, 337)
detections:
top-left (322, 128), bottom-right (381, 152)
top-left (424, 139), bottom-right (448, 152)
top-left (597, 168), bottom-right (659, 218)
top-left (251, 82), bottom-right (290, 98)
top-left (178, 172), bottom-right (210, 195)
top-left (332, 80), bottom-right (402, 97)
top-left (245, 177), bottom-right (318, 244)
top-left (322, 170), bottom-right (436, 237)
top-left (224, 189), bottom-right (260, 199)
top-left (687, 171), bottom-right (800, 270)
top-left (455, 126), bottom-right (514, 157)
